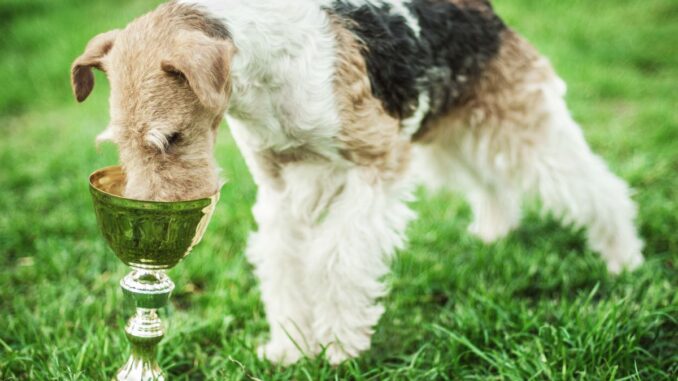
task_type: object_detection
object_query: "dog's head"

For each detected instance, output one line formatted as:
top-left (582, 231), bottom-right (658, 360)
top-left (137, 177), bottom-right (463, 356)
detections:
top-left (72, 3), bottom-right (234, 201)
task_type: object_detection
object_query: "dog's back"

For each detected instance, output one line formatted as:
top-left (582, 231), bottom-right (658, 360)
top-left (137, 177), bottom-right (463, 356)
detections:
top-left (329, 0), bottom-right (506, 124)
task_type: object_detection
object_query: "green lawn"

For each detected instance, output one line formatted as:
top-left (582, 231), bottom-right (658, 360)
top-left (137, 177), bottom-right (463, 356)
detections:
top-left (1, 0), bottom-right (676, 379)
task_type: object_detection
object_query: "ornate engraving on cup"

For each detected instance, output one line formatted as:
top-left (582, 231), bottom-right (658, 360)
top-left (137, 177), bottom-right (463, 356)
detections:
top-left (89, 166), bottom-right (220, 381)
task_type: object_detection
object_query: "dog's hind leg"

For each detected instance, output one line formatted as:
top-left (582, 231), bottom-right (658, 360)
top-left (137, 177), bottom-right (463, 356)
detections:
top-left (526, 97), bottom-right (645, 274)
top-left (509, 71), bottom-right (643, 273)
top-left (415, 31), bottom-right (643, 273)
top-left (466, 184), bottom-right (522, 243)
top-left (412, 135), bottom-right (522, 243)
top-left (509, 57), bottom-right (645, 273)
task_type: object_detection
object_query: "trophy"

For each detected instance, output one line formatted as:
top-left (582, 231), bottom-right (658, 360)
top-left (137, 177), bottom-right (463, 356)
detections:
top-left (89, 165), bottom-right (220, 381)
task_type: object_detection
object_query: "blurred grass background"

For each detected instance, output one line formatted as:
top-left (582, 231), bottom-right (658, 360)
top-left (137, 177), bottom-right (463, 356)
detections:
top-left (0, 0), bottom-right (676, 379)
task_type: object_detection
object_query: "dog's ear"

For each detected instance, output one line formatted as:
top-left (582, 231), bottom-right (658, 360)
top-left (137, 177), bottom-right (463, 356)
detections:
top-left (71, 30), bottom-right (119, 102)
top-left (161, 31), bottom-right (235, 111)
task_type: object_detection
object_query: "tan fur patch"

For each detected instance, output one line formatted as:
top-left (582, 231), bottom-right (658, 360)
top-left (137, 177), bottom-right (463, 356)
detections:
top-left (329, 15), bottom-right (411, 181)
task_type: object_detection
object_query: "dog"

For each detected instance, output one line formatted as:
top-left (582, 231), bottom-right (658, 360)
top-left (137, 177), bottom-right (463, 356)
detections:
top-left (71, 0), bottom-right (644, 365)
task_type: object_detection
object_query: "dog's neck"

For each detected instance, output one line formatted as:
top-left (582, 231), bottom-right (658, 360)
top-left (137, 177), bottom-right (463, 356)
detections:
top-left (178, 0), bottom-right (343, 154)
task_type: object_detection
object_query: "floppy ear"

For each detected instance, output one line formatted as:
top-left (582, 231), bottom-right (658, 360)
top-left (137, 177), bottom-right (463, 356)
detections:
top-left (160, 31), bottom-right (235, 111)
top-left (71, 30), bottom-right (119, 102)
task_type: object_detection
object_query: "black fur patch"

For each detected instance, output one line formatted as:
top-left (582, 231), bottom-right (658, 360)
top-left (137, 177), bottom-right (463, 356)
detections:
top-left (408, 0), bottom-right (505, 114)
top-left (329, 0), bottom-right (505, 121)
top-left (331, 1), bottom-right (426, 119)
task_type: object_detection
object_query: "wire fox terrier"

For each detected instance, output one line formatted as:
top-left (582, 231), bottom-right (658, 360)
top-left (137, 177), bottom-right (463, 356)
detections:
top-left (72, 0), bottom-right (644, 365)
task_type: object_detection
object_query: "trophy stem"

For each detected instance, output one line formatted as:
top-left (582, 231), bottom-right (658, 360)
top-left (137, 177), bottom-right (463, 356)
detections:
top-left (115, 270), bottom-right (174, 381)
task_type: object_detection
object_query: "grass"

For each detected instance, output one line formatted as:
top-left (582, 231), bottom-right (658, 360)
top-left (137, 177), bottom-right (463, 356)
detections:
top-left (1, 0), bottom-right (676, 379)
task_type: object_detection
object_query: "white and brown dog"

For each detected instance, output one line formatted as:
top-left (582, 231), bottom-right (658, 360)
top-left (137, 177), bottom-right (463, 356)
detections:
top-left (72, 0), bottom-right (644, 365)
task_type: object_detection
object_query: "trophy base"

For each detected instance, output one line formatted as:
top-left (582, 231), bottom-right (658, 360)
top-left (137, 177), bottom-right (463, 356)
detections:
top-left (115, 355), bottom-right (165, 381)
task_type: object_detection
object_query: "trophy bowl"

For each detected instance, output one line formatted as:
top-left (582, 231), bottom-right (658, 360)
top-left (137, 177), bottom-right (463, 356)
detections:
top-left (89, 165), bottom-right (218, 269)
top-left (89, 165), bottom-right (220, 381)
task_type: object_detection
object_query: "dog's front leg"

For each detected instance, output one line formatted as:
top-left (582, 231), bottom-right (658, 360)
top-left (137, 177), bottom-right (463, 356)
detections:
top-left (305, 169), bottom-right (415, 365)
top-left (247, 186), bottom-right (315, 365)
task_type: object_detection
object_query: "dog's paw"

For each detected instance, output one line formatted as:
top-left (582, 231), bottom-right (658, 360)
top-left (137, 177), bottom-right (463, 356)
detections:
top-left (323, 343), bottom-right (355, 366)
top-left (257, 340), bottom-right (304, 366)
top-left (596, 234), bottom-right (645, 275)
top-left (605, 252), bottom-right (644, 275)
top-left (468, 220), bottom-right (512, 243)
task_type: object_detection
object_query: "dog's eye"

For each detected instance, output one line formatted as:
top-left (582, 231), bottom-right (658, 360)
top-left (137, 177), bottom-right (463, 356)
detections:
top-left (165, 68), bottom-right (186, 82)
top-left (166, 132), bottom-right (182, 146)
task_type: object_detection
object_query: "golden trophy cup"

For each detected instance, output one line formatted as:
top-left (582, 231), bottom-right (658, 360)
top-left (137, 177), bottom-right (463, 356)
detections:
top-left (89, 166), bottom-right (220, 381)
